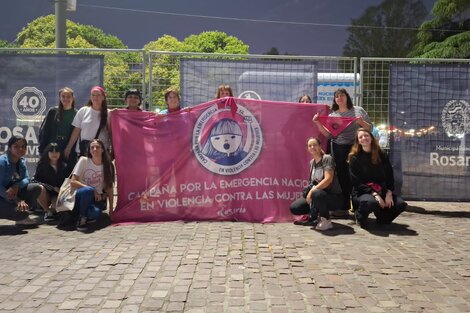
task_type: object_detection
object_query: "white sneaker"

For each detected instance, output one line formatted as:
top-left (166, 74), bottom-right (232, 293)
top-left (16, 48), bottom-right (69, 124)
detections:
top-left (15, 216), bottom-right (37, 226)
top-left (315, 217), bottom-right (333, 231)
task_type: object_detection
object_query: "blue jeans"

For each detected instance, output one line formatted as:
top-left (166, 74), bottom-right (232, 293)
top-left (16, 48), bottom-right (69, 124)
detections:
top-left (73, 186), bottom-right (106, 219)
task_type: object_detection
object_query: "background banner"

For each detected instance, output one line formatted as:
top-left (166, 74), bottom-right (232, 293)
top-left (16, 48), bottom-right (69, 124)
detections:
top-left (0, 54), bottom-right (104, 174)
top-left (180, 59), bottom-right (317, 105)
top-left (111, 98), bottom-right (329, 223)
top-left (389, 64), bottom-right (470, 201)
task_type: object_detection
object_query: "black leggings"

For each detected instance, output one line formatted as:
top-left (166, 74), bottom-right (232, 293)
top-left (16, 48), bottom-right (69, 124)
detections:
top-left (331, 142), bottom-right (352, 211)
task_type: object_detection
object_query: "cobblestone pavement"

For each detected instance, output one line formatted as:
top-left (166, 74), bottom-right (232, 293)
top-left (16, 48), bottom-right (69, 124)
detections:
top-left (0, 201), bottom-right (469, 313)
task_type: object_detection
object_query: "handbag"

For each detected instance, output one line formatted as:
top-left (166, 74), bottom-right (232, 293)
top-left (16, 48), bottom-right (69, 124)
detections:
top-left (302, 182), bottom-right (315, 198)
top-left (56, 175), bottom-right (76, 212)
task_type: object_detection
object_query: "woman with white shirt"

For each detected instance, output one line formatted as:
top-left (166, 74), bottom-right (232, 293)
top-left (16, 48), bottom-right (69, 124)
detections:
top-left (64, 86), bottom-right (111, 159)
top-left (71, 139), bottom-right (114, 232)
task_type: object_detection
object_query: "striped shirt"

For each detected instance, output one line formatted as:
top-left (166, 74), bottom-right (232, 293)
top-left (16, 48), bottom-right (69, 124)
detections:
top-left (329, 106), bottom-right (371, 145)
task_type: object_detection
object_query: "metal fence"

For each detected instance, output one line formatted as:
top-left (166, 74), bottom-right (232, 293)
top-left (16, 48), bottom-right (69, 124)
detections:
top-left (0, 48), bottom-right (147, 107)
top-left (3, 48), bottom-right (470, 128)
top-left (360, 57), bottom-right (470, 125)
top-left (147, 51), bottom-right (358, 112)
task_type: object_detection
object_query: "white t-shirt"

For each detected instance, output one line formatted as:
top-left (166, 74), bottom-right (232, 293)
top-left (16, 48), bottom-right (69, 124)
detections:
top-left (72, 106), bottom-right (111, 152)
top-left (73, 157), bottom-right (104, 194)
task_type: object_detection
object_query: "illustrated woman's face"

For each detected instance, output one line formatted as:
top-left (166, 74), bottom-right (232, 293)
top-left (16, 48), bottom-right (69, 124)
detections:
top-left (210, 133), bottom-right (242, 155)
top-left (307, 138), bottom-right (321, 156)
top-left (166, 92), bottom-right (180, 110)
top-left (60, 92), bottom-right (74, 109)
top-left (357, 130), bottom-right (372, 148)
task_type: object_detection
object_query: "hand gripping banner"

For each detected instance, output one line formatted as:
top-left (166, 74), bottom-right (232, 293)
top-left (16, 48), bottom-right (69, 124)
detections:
top-left (110, 98), bottom-right (329, 223)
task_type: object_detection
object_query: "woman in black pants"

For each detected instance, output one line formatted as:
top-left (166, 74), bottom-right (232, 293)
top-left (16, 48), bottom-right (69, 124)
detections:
top-left (313, 88), bottom-right (372, 213)
top-left (290, 137), bottom-right (343, 231)
top-left (348, 128), bottom-right (406, 228)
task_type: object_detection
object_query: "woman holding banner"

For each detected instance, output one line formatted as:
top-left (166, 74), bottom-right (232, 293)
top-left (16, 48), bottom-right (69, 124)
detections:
top-left (348, 128), bottom-right (406, 228)
top-left (216, 84), bottom-right (233, 98)
top-left (312, 88), bottom-right (371, 214)
top-left (160, 88), bottom-right (181, 114)
top-left (290, 137), bottom-right (343, 231)
top-left (64, 86), bottom-right (111, 159)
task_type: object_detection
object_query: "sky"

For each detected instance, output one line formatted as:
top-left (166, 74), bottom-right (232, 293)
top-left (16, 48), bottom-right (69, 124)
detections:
top-left (0, 0), bottom-right (436, 56)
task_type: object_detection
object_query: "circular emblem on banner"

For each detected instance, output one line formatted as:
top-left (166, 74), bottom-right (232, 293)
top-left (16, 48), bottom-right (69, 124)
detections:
top-left (12, 87), bottom-right (47, 119)
top-left (441, 100), bottom-right (470, 138)
top-left (238, 90), bottom-right (261, 100)
top-left (192, 103), bottom-right (263, 175)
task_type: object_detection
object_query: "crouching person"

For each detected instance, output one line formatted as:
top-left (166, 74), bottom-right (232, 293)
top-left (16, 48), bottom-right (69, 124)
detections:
top-left (70, 139), bottom-right (114, 232)
top-left (0, 136), bottom-right (42, 226)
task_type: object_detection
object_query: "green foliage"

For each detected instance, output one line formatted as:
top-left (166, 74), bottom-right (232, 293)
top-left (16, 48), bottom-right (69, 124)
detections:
top-left (183, 31), bottom-right (249, 54)
top-left (144, 32), bottom-right (249, 109)
top-left (0, 40), bottom-right (18, 48)
top-left (411, 0), bottom-right (470, 58)
top-left (16, 15), bottom-right (141, 107)
top-left (17, 15), bottom-right (126, 49)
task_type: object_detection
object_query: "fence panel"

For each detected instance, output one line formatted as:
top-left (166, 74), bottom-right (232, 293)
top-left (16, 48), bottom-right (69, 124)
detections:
top-left (148, 51), bottom-right (358, 112)
top-left (361, 57), bottom-right (470, 200)
top-left (0, 48), bottom-right (146, 108)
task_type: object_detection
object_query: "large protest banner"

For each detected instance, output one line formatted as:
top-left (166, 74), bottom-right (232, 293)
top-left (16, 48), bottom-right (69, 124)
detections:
top-left (0, 54), bottom-right (103, 173)
top-left (111, 98), bottom-right (329, 223)
top-left (180, 59), bottom-right (317, 105)
top-left (389, 64), bottom-right (470, 201)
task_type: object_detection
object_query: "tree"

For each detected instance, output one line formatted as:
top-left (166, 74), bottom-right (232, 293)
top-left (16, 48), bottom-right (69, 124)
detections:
top-left (0, 40), bottom-right (17, 48)
top-left (411, 0), bottom-right (470, 58)
top-left (343, 0), bottom-right (427, 58)
top-left (17, 15), bottom-right (126, 49)
top-left (343, 0), bottom-right (427, 124)
top-left (16, 15), bottom-right (141, 107)
top-left (182, 31), bottom-right (249, 54)
top-left (144, 31), bottom-right (249, 108)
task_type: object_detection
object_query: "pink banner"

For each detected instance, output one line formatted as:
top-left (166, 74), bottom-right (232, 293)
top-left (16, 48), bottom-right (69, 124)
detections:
top-left (110, 98), bottom-right (329, 223)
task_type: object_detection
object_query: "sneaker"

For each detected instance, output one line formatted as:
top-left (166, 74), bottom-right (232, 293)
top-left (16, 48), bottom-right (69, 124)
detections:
top-left (15, 216), bottom-right (37, 226)
top-left (44, 211), bottom-right (55, 222)
top-left (315, 217), bottom-right (333, 231)
top-left (76, 217), bottom-right (88, 232)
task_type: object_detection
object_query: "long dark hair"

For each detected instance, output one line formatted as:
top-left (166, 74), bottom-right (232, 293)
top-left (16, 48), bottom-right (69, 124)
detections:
top-left (348, 128), bottom-right (382, 164)
top-left (331, 88), bottom-right (353, 111)
top-left (86, 139), bottom-right (114, 190)
top-left (57, 87), bottom-right (75, 122)
top-left (37, 142), bottom-right (65, 171)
